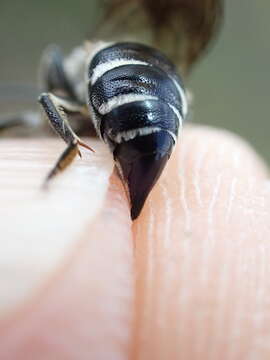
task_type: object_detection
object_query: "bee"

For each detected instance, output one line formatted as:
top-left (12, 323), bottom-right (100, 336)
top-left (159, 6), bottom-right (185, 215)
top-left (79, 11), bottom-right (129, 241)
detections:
top-left (38, 41), bottom-right (188, 219)
top-left (2, 0), bottom-right (223, 220)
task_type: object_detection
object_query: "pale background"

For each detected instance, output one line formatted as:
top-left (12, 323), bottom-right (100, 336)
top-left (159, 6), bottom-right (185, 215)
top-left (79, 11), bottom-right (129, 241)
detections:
top-left (0, 1), bottom-right (269, 163)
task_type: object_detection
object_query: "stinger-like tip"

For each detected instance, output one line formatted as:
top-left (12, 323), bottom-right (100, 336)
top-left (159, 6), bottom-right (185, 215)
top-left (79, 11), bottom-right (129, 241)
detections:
top-left (113, 131), bottom-right (174, 220)
top-left (128, 153), bottom-right (170, 220)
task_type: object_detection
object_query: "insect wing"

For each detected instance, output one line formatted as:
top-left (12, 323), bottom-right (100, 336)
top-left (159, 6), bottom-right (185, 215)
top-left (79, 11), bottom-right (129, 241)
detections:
top-left (94, 0), bottom-right (223, 74)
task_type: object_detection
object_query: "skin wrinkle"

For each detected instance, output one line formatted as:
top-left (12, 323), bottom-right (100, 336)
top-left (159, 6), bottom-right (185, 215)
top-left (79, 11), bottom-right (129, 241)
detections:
top-left (225, 178), bottom-right (237, 222)
top-left (132, 200), bottom-right (155, 360)
top-left (160, 183), bottom-right (172, 251)
top-left (204, 202), bottom-right (237, 359)
top-left (253, 246), bottom-right (270, 357)
top-left (207, 209), bottom-right (250, 360)
top-left (188, 138), bottom-right (225, 357)
top-left (203, 249), bottom-right (231, 360)
top-left (230, 232), bottom-right (267, 360)
top-left (152, 199), bottom-right (165, 360)
top-left (169, 141), bottom-right (192, 358)
top-left (197, 154), bottom-right (224, 298)
top-left (194, 161), bottom-right (224, 356)
top-left (222, 253), bottom-right (243, 360)
top-left (178, 133), bottom-right (192, 233)
top-left (143, 201), bottom-right (155, 360)
top-left (188, 141), bottom-right (207, 358)
top-left (192, 141), bottom-right (207, 208)
top-left (141, 202), bottom-right (155, 360)
top-left (189, 172), bottom-right (218, 357)
top-left (155, 182), bottom-right (174, 360)
top-left (158, 149), bottom-right (184, 360)
top-left (207, 172), bottom-right (223, 241)
top-left (247, 245), bottom-right (266, 357)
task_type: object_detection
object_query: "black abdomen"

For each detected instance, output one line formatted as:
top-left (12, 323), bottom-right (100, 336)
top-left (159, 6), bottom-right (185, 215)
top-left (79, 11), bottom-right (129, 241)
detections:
top-left (87, 42), bottom-right (186, 148)
top-left (87, 42), bottom-right (187, 219)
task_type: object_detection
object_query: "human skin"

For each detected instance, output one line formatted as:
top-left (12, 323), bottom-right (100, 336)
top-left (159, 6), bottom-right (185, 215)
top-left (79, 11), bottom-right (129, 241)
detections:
top-left (0, 125), bottom-right (269, 359)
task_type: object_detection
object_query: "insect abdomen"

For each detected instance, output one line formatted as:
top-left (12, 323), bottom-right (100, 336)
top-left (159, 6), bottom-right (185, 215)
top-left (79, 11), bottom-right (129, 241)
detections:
top-left (87, 42), bottom-right (187, 219)
top-left (88, 42), bottom-right (186, 144)
top-left (101, 99), bottom-right (179, 144)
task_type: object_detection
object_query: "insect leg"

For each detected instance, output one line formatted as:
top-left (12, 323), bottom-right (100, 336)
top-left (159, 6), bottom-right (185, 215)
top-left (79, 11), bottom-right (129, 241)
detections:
top-left (40, 45), bottom-right (78, 101)
top-left (38, 92), bottom-right (94, 184)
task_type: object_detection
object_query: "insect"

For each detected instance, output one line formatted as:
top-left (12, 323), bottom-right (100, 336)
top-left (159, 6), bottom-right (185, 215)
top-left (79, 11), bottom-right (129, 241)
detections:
top-left (1, 0), bottom-right (223, 220)
top-left (38, 41), bottom-right (188, 219)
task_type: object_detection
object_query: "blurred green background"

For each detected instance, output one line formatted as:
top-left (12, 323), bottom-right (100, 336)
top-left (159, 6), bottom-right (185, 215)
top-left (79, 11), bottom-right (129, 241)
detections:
top-left (0, 1), bottom-right (269, 162)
